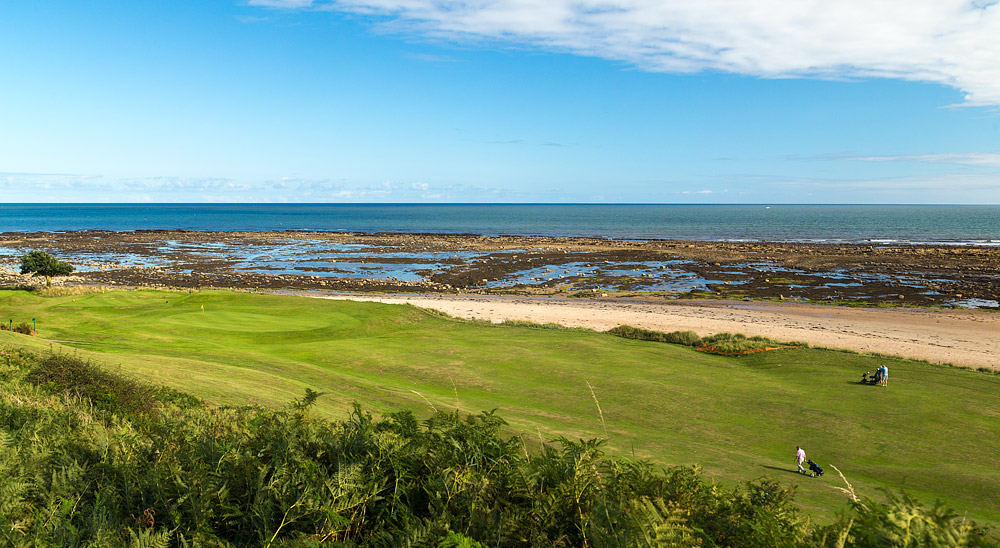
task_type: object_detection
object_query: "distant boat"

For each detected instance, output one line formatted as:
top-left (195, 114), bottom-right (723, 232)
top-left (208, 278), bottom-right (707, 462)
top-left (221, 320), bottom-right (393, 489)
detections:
top-left (765, 206), bottom-right (771, 209)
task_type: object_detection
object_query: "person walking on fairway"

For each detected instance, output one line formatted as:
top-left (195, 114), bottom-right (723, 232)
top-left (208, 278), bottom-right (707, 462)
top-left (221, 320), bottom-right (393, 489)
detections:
top-left (795, 446), bottom-right (807, 474)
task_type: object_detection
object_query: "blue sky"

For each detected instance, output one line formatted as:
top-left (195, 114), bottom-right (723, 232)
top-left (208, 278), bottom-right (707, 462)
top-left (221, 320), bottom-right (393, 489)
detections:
top-left (2, 1), bottom-right (999, 203)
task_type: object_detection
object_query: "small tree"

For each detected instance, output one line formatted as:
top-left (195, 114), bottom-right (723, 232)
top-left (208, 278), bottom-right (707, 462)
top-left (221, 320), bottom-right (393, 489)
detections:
top-left (20, 250), bottom-right (75, 287)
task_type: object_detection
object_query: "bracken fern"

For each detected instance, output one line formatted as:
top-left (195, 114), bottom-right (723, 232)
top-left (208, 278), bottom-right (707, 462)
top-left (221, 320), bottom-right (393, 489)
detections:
top-left (0, 346), bottom-right (991, 547)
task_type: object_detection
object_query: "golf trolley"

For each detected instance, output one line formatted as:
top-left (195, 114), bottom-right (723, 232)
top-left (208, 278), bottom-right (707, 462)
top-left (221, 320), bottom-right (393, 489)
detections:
top-left (860, 370), bottom-right (882, 385)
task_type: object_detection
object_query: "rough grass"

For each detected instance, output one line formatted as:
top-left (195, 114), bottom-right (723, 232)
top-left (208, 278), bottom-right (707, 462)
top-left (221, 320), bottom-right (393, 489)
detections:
top-left (608, 326), bottom-right (809, 354)
top-left (24, 351), bottom-right (199, 418)
top-left (4, 348), bottom-right (989, 546)
top-left (35, 284), bottom-right (112, 297)
top-left (1, 288), bottom-right (999, 530)
top-left (607, 325), bottom-right (702, 346)
top-left (697, 332), bottom-right (808, 354)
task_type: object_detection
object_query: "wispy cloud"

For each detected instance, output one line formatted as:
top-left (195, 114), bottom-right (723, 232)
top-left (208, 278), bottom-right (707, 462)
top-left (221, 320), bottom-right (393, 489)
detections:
top-left (116, 176), bottom-right (249, 192)
top-left (759, 172), bottom-right (1000, 194)
top-left (5, 170), bottom-right (994, 203)
top-left (846, 152), bottom-right (1000, 168)
top-left (236, 15), bottom-right (271, 23)
top-left (403, 52), bottom-right (460, 64)
top-left (253, 0), bottom-right (1000, 106)
top-left (0, 173), bottom-right (250, 198)
top-left (484, 139), bottom-right (569, 147)
top-left (0, 170), bottom-right (81, 177)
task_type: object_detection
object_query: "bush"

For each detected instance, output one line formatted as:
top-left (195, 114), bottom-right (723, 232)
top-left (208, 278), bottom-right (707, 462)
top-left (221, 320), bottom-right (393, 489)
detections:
top-left (665, 330), bottom-right (703, 346)
top-left (608, 325), bottom-right (702, 346)
top-left (816, 491), bottom-right (993, 547)
top-left (24, 351), bottom-right (162, 418)
top-left (0, 322), bottom-right (34, 335)
top-left (499, 319), bottom-right (588, 331)
top-left (696, 333), bottom-right (809, 356)
top-left (19, 250), bottom-right (74, 287)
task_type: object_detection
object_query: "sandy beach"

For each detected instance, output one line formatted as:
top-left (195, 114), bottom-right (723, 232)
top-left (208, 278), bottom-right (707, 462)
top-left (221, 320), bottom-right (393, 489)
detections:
top-left (317, 293), bottom-right (1000, 371)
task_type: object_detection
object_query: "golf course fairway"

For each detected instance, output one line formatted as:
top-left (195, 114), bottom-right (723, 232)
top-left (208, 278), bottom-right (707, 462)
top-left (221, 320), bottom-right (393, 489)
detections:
top-left (1, 288), bottom-right (998, 528)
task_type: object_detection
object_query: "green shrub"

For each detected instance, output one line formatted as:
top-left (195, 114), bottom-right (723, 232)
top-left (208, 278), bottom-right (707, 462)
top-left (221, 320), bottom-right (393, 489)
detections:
top-left (499, 319), bottom-right (587, 331)
top-left (0, 322), bottom-right (33, 335)
top-left (608, 325), bottom-right (703, 346)
top-left (816, 491), bottom-right (994, 547)
top-left (24, 351), bottom-right (161, 418)
top-left (666, 330), bottom-right (703, 346)
top-left (697, 333), bottom-right (809, 355)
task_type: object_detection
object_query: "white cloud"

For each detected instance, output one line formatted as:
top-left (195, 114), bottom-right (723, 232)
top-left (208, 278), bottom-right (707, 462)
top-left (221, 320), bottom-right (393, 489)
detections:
top-left (0, 173), bottom-right (255, 199)
top-left (760, 172), bottom-right (1000, 193)
top-left (257, 0), bottom-right (1000, 105)
top-left (412, 181), bottom-right (429, 190)
top-left (236, 15), bottom-right (271, 23)
top-left (848, 152), bottom-right (1000, 167)
top-left (403, 52), bottom-right (460, 64)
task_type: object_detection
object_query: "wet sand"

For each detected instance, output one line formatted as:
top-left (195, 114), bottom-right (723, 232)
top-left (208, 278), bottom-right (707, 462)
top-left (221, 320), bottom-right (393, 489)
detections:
top-left (315, 293), bottom-right (1000, 371)
top-left (1, 230), bottom-right (998, 307)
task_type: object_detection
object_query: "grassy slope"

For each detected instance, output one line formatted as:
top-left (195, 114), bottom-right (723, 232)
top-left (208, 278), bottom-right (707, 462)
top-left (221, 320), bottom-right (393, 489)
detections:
top-left (2, 288), bottom-right (998, 527)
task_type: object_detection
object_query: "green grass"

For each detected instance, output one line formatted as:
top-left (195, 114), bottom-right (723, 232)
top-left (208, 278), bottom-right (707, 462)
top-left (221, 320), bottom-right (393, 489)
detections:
top-left (2, 288), bottom-right (999, 530)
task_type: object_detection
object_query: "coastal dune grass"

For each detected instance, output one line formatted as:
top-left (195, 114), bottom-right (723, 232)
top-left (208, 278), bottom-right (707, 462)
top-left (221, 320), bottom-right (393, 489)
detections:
top-left (1, 288), bottom-right (998, 529)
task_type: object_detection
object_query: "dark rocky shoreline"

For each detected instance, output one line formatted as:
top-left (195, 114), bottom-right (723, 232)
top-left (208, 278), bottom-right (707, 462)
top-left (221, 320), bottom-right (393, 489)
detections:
top-left (1, 230), bottom-right (997, 308)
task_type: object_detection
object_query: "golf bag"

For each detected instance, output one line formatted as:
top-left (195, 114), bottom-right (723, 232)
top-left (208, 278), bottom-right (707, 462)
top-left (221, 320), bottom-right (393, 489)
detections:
top-left (861, 370), bottom-right (881, 385)
top-left (807, 460), bottom-right (824, 477)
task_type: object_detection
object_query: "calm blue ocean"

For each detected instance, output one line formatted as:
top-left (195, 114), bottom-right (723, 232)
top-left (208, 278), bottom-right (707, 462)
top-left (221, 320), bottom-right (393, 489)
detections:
top-left (2, 204), bottom-right (999, 245)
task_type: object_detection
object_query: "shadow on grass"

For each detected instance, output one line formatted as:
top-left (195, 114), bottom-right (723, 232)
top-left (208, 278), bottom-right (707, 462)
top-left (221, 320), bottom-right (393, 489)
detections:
top-left (760, 465), bottom-right (804, 477)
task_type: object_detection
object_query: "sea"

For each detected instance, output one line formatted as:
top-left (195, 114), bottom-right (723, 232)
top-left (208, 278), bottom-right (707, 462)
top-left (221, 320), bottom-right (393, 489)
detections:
top-left (2, 204), bottom-right (999, 245)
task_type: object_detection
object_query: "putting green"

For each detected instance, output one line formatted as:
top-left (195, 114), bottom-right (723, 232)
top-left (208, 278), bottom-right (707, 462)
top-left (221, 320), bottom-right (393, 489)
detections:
top-left (159, 310), bottom-right (334, 332)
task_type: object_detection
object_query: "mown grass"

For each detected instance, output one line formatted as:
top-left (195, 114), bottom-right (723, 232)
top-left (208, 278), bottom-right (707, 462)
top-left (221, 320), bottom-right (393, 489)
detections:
top-left (1, 288), bottom-right (999, 530)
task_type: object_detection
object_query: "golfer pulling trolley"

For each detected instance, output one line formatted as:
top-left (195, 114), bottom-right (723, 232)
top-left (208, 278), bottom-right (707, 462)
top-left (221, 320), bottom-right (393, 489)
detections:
top-left (795, 446), bottom-right (824, 477)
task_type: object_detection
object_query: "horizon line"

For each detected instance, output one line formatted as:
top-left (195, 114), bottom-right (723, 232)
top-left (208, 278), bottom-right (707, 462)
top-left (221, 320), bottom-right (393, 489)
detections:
top-left (1, 202), bottom-right (998, 207)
